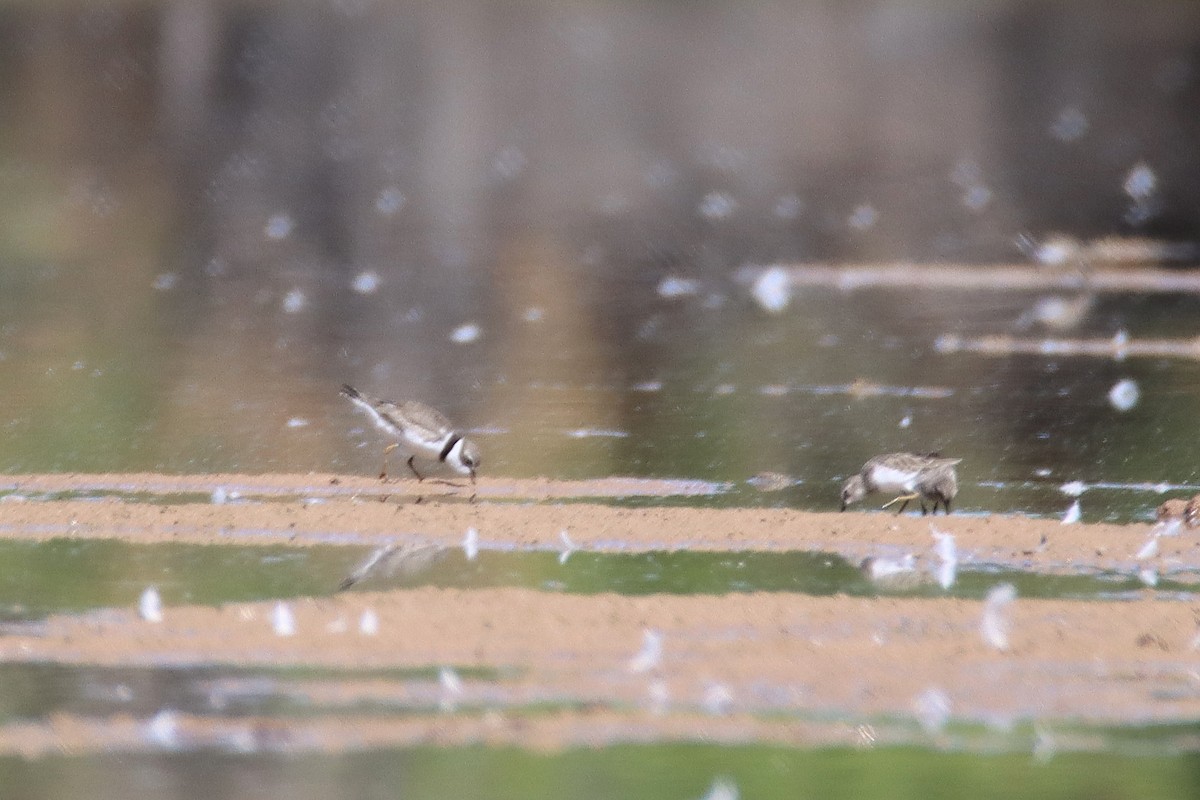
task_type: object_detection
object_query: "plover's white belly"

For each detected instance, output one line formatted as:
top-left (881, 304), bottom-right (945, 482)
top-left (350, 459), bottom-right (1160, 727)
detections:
top-left (868, 464), bottom-right (920, 493)
top-left (403, 431), bottom-right (453, 460)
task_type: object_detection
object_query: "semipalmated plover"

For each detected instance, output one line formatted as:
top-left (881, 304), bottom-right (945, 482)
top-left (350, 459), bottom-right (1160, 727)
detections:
top-left (1188, 495), bottom-right (1200, 528)
top-left (1157, 498), bottom-right (1188, 525)
top-left (1157, 496), bottom-right (1200, 529)
top-left (340, 384), bottom-right (480, 483)
top-left (840, 452), bottom-right (961, 515)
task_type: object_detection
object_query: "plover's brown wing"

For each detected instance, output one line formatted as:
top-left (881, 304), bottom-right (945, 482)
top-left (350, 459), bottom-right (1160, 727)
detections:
top-left (395, 400), bottom-right (456, 440)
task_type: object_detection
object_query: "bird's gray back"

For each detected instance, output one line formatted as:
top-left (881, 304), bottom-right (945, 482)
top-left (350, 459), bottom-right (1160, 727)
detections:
top-left (866, 453), bottom-right (960, 471)
top-left (391, 400), bottom-right (456, 439)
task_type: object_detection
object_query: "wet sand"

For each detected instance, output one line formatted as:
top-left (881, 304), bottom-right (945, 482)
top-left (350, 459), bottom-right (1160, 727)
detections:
top-left (0, 473), bottom-right (1196, 755)
top-left (0, 472), bottom-right (1182, 573)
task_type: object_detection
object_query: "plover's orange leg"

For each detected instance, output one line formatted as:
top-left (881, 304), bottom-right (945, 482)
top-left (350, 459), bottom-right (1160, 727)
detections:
top-left (881, 492), bottom-right (921, 514)
top-left (380, 443), bottom-right (400, 481)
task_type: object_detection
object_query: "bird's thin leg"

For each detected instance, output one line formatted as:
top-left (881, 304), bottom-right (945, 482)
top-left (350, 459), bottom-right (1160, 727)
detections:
top-left (380, 443), bottom-right (399, 481)
top-left (943, 498), bottom-right (952, 514)
top-left (406, 455), bottom-right (425, 482)
top-left (920, 500), bottom-right (929, 516)
top-left (881, 493), bottom-right (920, 514)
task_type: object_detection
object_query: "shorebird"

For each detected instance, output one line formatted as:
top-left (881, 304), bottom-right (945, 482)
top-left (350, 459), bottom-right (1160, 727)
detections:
top-left (840, 452), bottom-right (961, 515)
top-left (340, 384), bottom-right (480, 483)
top-left (1157, 496), bottom-right (1200, 530)
top-left (1188, 495), bottom-right (1200, 528)
top-left (1157, 498), bottom-right (1188, 525)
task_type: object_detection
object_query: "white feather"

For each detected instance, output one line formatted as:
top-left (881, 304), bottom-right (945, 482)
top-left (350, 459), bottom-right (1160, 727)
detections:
top-left (271, 602), bottom-right (296, 637)
top-left (559, 529), bottom-right (577, 565)
top-left (703, 683), bottom-right (734, 715)
top-left (359, 608), bottom-right (379, 636)
top-left (914, 687), bottom-right (952, 734)
top-left (865, 554), bottom-right (916, 580)
top-left (696, 777), bottom-right (739, 800)
top-left (931, 529), bottom-right (958, 590)
top-left (1059, 480), bottom-right (1086, 497)
top-left (139, 586), bottom-right (163, 623)
top-left (980, 584), bottom-right (1016, 651)
top-left (628, 629), bottom-right (663, 674)
top-left (1135, 535), bottom-right (1159, 561)
top-left (439, 667), bottom-right (464, 712)
top-left (463, 527), bottom-right (479, 561)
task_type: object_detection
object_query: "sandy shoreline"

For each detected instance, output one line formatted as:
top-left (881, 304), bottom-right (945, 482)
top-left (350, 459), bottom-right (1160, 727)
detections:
top-left (0, 473), bottom-right (1182, 576)
top-left (1, 586), bottom-right (1198, 754)
top-left (0, 473), bottom-right (1196, 754)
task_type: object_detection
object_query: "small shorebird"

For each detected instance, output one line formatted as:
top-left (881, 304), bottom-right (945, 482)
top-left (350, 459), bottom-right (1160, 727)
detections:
top-left (340, 384), bottom-right (480, 483)
top-left (1157, 498), bottom-right (1188, 525)
top-left (1188, 495), bottom-right (1200, 528)
top-left (1157, 496), bottom-right (1200, 529)
top-left (840, 452), bottom-right (961, 515)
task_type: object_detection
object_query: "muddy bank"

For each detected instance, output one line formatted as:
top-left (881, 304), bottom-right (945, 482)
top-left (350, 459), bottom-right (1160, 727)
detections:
top-left (0, 587), bottom-right (1198, 755)
top-left (0, 473), bottom-right (1182, 576)
top-left (0, 473), bottom-right (1194, 755)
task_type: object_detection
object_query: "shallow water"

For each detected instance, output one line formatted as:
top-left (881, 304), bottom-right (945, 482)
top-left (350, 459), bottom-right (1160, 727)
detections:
top-left (1, 739), bottom-right (1199, 799)
top-left (0, 662), bottom-right (510, 721)
top-left (3, 285), bottom-right (1199, 522)
top-left (0, 539), bottom-right (1180, 624)
top-left (1, 0), bottom-right (1199, 788)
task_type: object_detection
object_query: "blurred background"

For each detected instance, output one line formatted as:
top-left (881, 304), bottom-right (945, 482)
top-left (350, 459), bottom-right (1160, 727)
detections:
top-left (2, 0), bottom-right (1200, 516)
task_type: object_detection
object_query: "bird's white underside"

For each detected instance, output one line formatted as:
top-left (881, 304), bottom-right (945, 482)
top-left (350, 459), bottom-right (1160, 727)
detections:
top-left (868, 464), bottom-right (920, 492)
